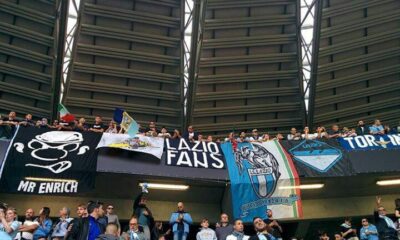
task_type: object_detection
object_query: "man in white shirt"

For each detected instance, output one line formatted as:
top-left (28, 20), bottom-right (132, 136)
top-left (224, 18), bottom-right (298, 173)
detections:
top-left (15, 208), bottom-right (39, 240)
top-left (227, 219), bottom-right (249, 240)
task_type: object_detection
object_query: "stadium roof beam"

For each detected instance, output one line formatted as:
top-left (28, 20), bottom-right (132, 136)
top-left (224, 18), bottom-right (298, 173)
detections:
top-left (63, 0), bottom-right (185, 129)
top-left (308, 0), bottom-right (400, 128)
top-left (187, 0), bottom-right (305, 137)
top-left (0, 0), bottom-right (67, 120)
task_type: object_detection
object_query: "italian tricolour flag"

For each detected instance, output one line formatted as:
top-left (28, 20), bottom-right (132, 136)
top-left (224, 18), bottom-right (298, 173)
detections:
top-left (58, 103), bottom-right (75, 122)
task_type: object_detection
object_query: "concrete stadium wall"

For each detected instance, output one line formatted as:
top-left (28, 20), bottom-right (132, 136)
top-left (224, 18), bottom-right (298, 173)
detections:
top-left (1, 193), bottom-right (398, 223)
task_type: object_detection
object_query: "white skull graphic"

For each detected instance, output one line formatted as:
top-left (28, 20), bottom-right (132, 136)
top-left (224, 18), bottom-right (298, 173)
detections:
top-left (14, 131), bottom-right (89, 174)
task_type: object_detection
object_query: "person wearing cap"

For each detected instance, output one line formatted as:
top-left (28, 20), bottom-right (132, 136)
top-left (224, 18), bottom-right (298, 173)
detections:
top-left (51, 207), bottom-right (74, 240)
top-left (249, 129), bottom-right (262, 142)
top-left (196, 219), bottom-right (217, 240)
top-left (133, 192), bottom-right (154, 240)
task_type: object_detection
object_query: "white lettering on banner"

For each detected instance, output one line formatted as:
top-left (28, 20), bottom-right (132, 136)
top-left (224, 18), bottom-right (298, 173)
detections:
top-left (343, 137), bottom-right (355, 149)
top-left (248, 167), bottom-right (273, 176)
top-left (165, 140), bottom-right (176, 150)
top-left (167, 150), bottom-right (178, 165)
top-left (16, 180), bottom-right (78, 194)
top-left (388, 135), bottom-right (400, 145)
top-left (210, 154), bottom-right (225, 169)
top-left (176, 151), bottom-right (192, 167)
top-left (166, 138), bottom-right (225, 169)
top-left (354, 136), bottom-right (368, 148)
top-left (365, 135), bottom-right (378, 147)
top-left (17, 180), bottom-right (36, 192)
top-left (343, 134), bottom-right (400, 149)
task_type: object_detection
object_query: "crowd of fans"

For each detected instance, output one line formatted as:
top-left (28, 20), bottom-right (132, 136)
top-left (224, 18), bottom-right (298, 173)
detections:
top-left (1, 195), bottom-right (400, 240)
top-left (1, 111), bottom-right (399, 141)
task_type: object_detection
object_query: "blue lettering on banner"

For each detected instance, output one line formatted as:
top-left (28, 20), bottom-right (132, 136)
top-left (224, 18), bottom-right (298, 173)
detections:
top-left (240, 194), bottom-right (299, 217)
top-left (339, 134), bottom-right (400, 151)
top-left (289, 140), bottom-right (342, 172)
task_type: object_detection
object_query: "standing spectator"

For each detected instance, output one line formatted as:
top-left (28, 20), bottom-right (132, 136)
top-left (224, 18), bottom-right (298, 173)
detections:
top-left (356, 121), bottom-right (368, 136)
top-left (264, 209), bottom-right (283, 240)
top-left (206, 135), bottom-right (213, 142)
top-left (237, 132), bottom-right (248, 143)
top-left (77, 203), bottom-right (88, 218)
top-left (146, 122), bottom-right (158, 137)
top-left (123, 216), bottom-right (146, 240)
top-left (169, 202), bottom-right (193, 240)
top-left (0, 111), bottom-right (19, 138)
top-left (394, 198), bottom-right (400, 227)
top-left (340, 218), bottom-right (358, 240)
top-left (262, 133), bottom-right (271, 142)
top-left (96, 223), bottom-right (120, 240)
top-left (16, 208), bottom-right (39, 240)
top-left (301, 127), bottom-right (316, 140)
top-left (183, 126), bottom-right (198, 142)
top-left (287, 128), bottom-right (301, 141)
top-left (105, 121), bottom-right (118, 134)
top-left (97, 202), bottom-right (108, 234)
top-left (65, 204), bottom-right (88, 239)
top-left (67, 201), bottom-right (105, 240)
top-left (89, 116), bottom-right (106, 133)
top-left (105, 205), bottom-right (120, 233)
top-left (249, 217), bottom-right (275, 240)
top-left (215, 213), bottom-right (233, 240)
top-left (196, 218), bottom-right (217, 240)
top-left (374, 196), bottom-right (397, 240)
top-left (274, 133), bottom-right (284, 141)
top-left (172, 129), bottom-right (182, 139)
top-left (226, 219), bottom-right (249, 240)
top-left (76, 118), bottom-right (88, 131)
top-left (328, 125), bottom-right (341, 138)
top-left (359, 218), bottom-right (378, 240)
top-left (198, 134), bottom-right (204, 142)
top-left (318, 231), bottom-right (330, 240)
top-left (152, 222), bottom-right (171, 240)
top-left (369, 120), bottom-right (384, 135)
top-left (49, 120), bottom-right (59, 129)
top-left (334, 233), bottom-right (343, 240)
top-left (133, 193), bottom-right (154, 240)
top-left (19, 114), bottom-right (34, 127)
top-left (51, 207), bottom-right (73, 240)
top-left (0, 207), bottom-right (20, 240)
top-left (33, 207), bottom-right (52, 240)
top-left (158, 127), bottom-right (171, 138)
top-left (249, 129), bottom-right (262, 142)
top-left (316, 126), bottom-right (328, 139)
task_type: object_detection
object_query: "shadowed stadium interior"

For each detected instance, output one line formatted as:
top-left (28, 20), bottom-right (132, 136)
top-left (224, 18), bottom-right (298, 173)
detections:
top-left (308, 0), bottom-right (400, 129)
top-left (187, 0), bottom-right (306, 138)
top-left (63, 0), bottom-right (185, 128)
top-left (0, 0), bottom-right (400, 240)
top-left (0, 0), bottom-right (66, 120)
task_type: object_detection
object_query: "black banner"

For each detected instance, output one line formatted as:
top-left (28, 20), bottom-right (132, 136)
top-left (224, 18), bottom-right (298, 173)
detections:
top-left (0, 127), bottom-right (102, 194)
top-left (280, 139), bottom-right (354, 177)
top-left (165, 138), bottom-right (226, 169)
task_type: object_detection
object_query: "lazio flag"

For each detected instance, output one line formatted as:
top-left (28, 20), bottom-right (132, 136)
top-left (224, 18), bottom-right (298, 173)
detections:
top-left (221, 140), bottom-right (303, 222)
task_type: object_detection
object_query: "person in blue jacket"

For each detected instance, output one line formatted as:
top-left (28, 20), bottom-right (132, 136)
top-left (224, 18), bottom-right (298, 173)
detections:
top-left (169, 202), bottom-right (193, 240)
top-left (360, 218), bottom-right (379, 240)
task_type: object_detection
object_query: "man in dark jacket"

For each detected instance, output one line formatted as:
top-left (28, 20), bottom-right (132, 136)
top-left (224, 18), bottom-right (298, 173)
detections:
top-left (67, 201), bottom-right (105, 240)
top-left (356, 120), bottom-right (368, 136)
top-left (134, 193), bottom-right (154, 240)
top-left (182, 126), bottom-right (199, 142)
top-left (374, 196), bottom-right (397, 240)
top-left (249, 217), bottom-right (276, 240)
